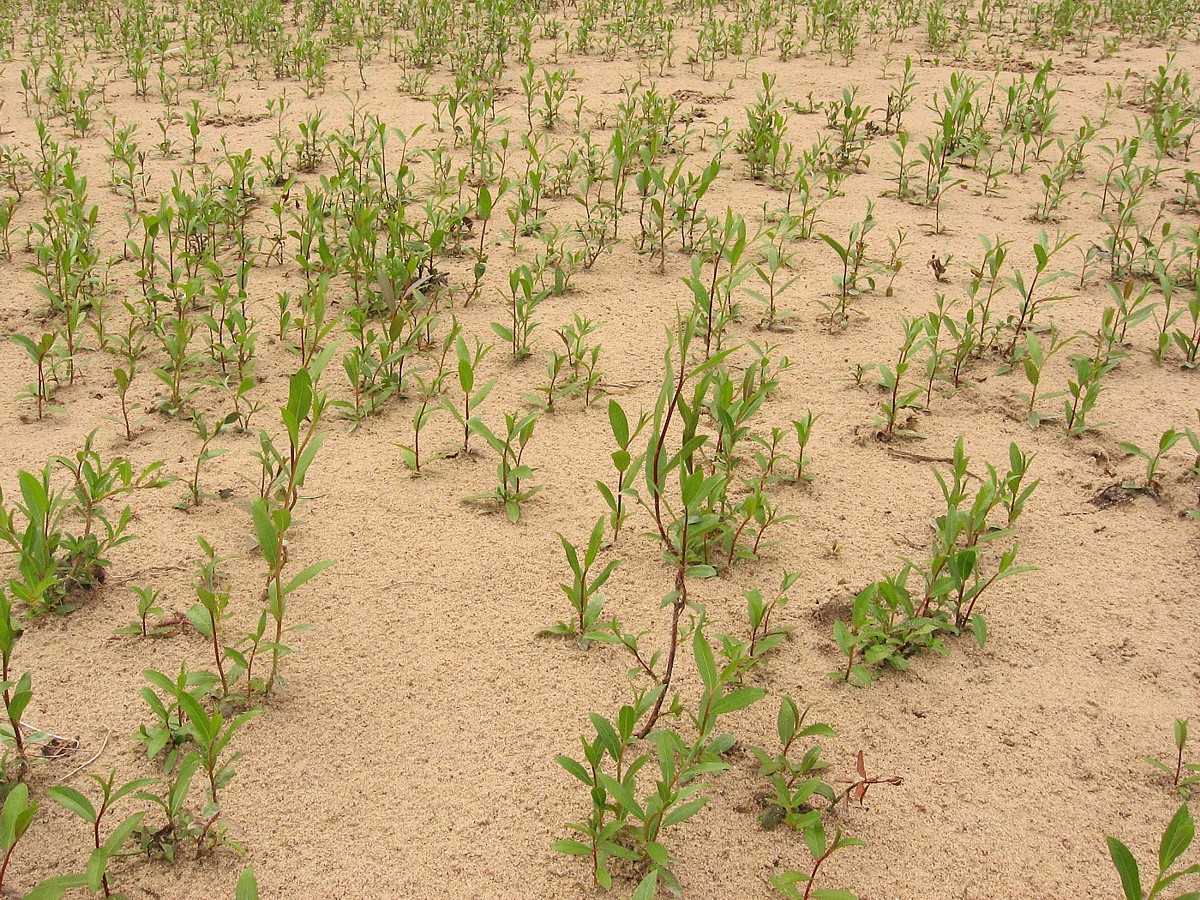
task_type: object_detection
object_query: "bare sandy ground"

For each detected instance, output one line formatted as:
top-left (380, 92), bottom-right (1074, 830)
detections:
top-left (0, 10), bottom-right (1197, 900)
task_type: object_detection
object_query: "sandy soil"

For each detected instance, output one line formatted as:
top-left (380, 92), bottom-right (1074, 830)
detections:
top-left (0, 5), bottom-right (1198, 900)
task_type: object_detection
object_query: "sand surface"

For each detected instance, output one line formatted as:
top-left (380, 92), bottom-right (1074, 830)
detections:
top-left (0, 5), bottom-right (1198, 899)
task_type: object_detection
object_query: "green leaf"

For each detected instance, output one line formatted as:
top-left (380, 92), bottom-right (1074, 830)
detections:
top-left (970, 613), bottom-right (987, 648)
top-left (236, 867), bottom-right (260, 900)
top-left (713, 687), bottom-right (765, 716)
top-left (662, 797), bottom-right (707, 828)
top-left (1159, 804), bottom-right (1195, 872)
top-left (86, 846), bottom-right (106, 893)
top-left (608, 400), bottom-right (630, 447)
top-left (46, 786), bottom-right (97, 823)
top-left (284, 560), bottom-right (334, 596)
top-left (24, 874), bottom-right (88, 900)
top-left (693, 627), bottom-right (718, 692)
top-left (1107, 836), bottom-right (1142, 900)
top-left (555, 755), bottom-right (593, 786)
top-left (597, 773), bottom-right (644, 821)
top-left (632, 869), bottom-right (658, 900)
top-left (777, 697), bottom-right (797, 746)
top-left (552, 839), bottom-right (593, 856)
top-left (251, 500), bottom-right (279, 569)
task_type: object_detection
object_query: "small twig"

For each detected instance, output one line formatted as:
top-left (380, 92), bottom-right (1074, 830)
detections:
top-left (52, 731), bottom-right (110, 784)
top-left (108, 562), bottom-right (188, 586)
top-left (19, 720), bottom-right (74, 743)
top-left (884, 447), bottom-right (983, 481)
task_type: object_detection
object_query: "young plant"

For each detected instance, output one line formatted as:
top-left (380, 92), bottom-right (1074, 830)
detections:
top-left (0, 589), bottom-right (31, 776)
top-left (444, 334), bottom-right (497, 455)
top-left (252, 498), bottom-right (332, 695)
top-left (818, 202), bottom-right (877, 332)
top-left (596, 400), bottom-right (649, 541)
top-left (114, 585), bottom-right (165, 637)
top-left (466, 412), bottom-right (542, 522)
top-left (1147, 719), bottom-right (1199, 800)
top-left (790, 411), bottom-right (821, 483)
top-left (11, 332), bottom-right (58, 420)
top-left (186, 538), bottom-right (236, 698)
top-left (47, 770), bottom-right (154, 898)
top-left (1107, 804), bottom-right (1200, 900)
top-left (180, 411), bottom-right (239, 509)
top-left (752, 697), bottom-right (836, 831)
top-left (400, 320), bottom-right (459, 474)
top-left (554, 621), bottom-right (763, 893)
top-left (832, 440), bottom-right (1036, 685)
top-left (719, 573), bottom-right (798, 680)
top-left (274, 367), bottom-right (328, 511)
top-left (493, 264), bottom-right (549, 359)
top-left (770, 827), bottom-right (865, 900)
top-left (1018, 329), bottom-right (1070, 429)
top-left (176, 690), bottom-right (259, 814)
top-left (540, 516), bottom-right (620, 643)
top-left (1120, 429), bottom-right (1183, 494)
top-left (874, 317), bottom-right (927, 439)
top-left (1005, 229), bottom-right (1077, 359)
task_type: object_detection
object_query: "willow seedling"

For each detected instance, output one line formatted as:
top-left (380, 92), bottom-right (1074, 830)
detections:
top-left (175, 689), bottom-right (259, 819)
top-left (1120, 429), bottom-right (1182, 493)
top-left (1000, 444), bottom-right (1039, 525)
top-left (1147, 719), bottom-right (1200, 800)
top-left (540, 516), bottom-right (620, 643)
top-left (1005, 229), bottom-right (1077, 359)
top-left (180, 411), bottom-right (238, 509)
top-left (771, 826), bottom-right (865, 900)
top-left (466, 411), bottom-right (542, 523)
top-left (596, 399), bottom-right (648, 541)
top-left (115, 585), bottom-right (165, 637)
top-left (875, 317), bottom-right (927, 439)
top-left (1107, 804), bottom-right (1200, 900)
top-left (444, 333), bottom-right (496, 455)
top-left (252, 498), bottom-right (332, 694)
top-left (186, 538), bottom-right (235, 698)
top-left (133, 752), bottom-right (201, 861)
top-left (401, 321), bottom-right (459, 474)
top-left (11, 332), bottom-right (58, 420)
top-left (48, 770), bottom-right (154, 898)
top-left (719, 573), bottom-right (798, 680)
top-left (277, 366), bottom-right (328, 512)
top-left (1019, 329), bottom-right (1071, 429)
top-left (0, 588), bottom-right (31, 776)
top-left (493, 264), bottom-right (549, 359)
top-left (791, 412), bottom-right (821, 483)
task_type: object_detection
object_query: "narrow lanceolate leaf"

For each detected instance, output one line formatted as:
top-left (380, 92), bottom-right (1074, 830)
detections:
top-left (23, 874), bottom-right (89, 900)
top-left (712, 687), bottom-right (765, 716)
top-left (284, 560), bottom-right (335, 596)
top-left (46, 786), bottom-right (96, 823)
top-left (1159, 803), bottom-right (1195, 872)
top-left (251, 500), bottom-right (279, 568)
top-left (236, 867), bottom-right (260, 900)
top-left (631, 870), bottom-right (658, 900)
top-left (597, 773), bottom-right (644, 821)
top-left (551, 839), bottom-right (592, 856)
top-left (1106, 836), bottom-right (1141, 900)
top-left (554, 755), bottom-right (592, 786)
top-left (693, 627), bottom-right (718, 692)
top-left (662, 797), bottom-right (707, 828)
